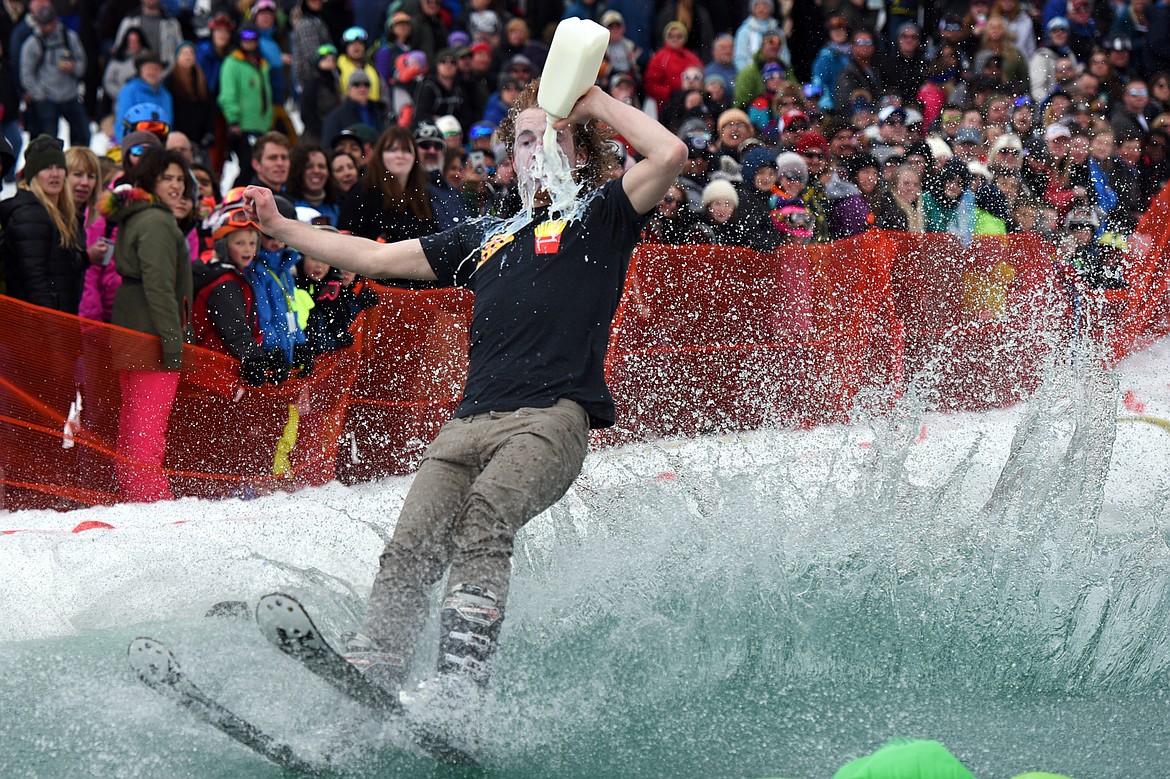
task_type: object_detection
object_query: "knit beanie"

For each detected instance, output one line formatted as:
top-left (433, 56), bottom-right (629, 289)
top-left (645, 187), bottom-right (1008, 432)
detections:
top-left (121, 130), bottom-right (163, 162)
top-left (740, 146), bottom-right (778, 183)
top-left (22, 135), bottom-right (66, 181)
top-left (702, 179), bottom-right (739, 207)
top-left (775, 151), bottom-right (809, 185)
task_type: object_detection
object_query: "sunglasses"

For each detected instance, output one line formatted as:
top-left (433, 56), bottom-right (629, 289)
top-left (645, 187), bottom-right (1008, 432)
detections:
top-left (998, 147), bottom-right (1021, 155)
top-left (418, 141), bottom-right (444, 151)
top-left (127, 144), bottom-right (152, 157)
top-left (470, 126), bottom-right (494, 139)
top-left (439, 58), bottom-right (457, 65)
top-left (854, 37), bottom-right (874, 46)
top-left (1013, 96), bottom-right (1034, 108)
top-left (784, 212), bottom-right (813, 227)
top-left (239, 30), bottom-right (259, 40)
top-left (802, 151), bottom-right (824, 159)
top-left (1129, 88), bottom-right (1149, 96)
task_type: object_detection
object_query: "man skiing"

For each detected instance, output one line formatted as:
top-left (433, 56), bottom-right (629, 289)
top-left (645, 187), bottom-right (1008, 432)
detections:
top-left (242, 80), bottom-right (686, 695)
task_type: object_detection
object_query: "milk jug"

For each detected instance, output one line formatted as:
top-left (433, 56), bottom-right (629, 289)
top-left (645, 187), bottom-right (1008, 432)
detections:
top-left (537, 17), bottom-right (610, 119)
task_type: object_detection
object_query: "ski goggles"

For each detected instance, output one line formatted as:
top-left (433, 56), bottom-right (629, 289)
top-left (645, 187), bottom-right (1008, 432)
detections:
top-left (239, 29), bottom-right (260, 41)
top-left (128, 119), bottom-right (170, 140)
top-left (209, 205), bottom-right (260, 234)
top-left (219, 206), bottom-right (259, 228)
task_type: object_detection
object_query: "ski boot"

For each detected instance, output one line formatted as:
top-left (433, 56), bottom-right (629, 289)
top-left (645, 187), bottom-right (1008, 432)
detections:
top-left (437, 584), bottom-right (503, 687)
top-left (341, 631), bottom-right (408, 694)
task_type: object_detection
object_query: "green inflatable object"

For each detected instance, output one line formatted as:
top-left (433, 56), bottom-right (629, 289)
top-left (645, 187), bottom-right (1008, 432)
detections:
top-left (832, 738), bottom-right (978, 779)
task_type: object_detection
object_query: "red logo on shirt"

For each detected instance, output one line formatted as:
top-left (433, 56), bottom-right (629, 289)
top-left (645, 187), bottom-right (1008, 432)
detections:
top-left (534, 219), bottom-right (567, 254)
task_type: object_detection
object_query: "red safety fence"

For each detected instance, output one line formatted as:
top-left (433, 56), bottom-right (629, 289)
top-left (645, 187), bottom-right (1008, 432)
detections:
top-left (3, 188), bottom-right (1170, 511)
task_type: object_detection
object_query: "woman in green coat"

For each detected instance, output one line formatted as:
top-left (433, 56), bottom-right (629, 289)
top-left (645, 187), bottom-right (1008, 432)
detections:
top-left (103, 148), bottom-right (194, 503)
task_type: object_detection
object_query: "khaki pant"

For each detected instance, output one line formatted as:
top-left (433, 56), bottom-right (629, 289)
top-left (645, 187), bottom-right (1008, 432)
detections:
top-left (362, 399), bottom-right (590, 665)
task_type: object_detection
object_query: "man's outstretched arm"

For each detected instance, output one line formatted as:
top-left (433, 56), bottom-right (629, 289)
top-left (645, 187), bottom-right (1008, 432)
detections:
top-left (556, 86), bottom-right (688, 214)
top-left (241, 186), bottom-right (438, 281)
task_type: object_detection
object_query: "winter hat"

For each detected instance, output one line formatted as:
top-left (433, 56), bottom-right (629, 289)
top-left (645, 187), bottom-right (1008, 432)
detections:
top-left (844, 152), bottom-right (879, 181)
top-left (795, 131), bottom-right (828, 155)
top-left (22, 134), bottom-right (66, 181)
top-left (174, 41), bottom-right (196, 62)
top-left (925, 134), bottom-right (953, 163)
top-left (775, 151), bottom-right (809, 185)
top-left (702, 179), bottom-right (739, 207)
top-left (717, 108), bottom-right (752, 132)
top-left (741, 146), bottom-right (778, 182)
top-left (120, 129), bottom-right (164, 162)
top-left (772, 202), bottom-right (814, 237)
top-left (989, 133), bottom-right (1023, 157)
top-left (395, 51), bottom-right (426, 82)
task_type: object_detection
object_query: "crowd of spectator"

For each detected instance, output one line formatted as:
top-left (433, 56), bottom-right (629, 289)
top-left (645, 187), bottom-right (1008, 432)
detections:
top-left (1, 0), bottom-right (1167, 497)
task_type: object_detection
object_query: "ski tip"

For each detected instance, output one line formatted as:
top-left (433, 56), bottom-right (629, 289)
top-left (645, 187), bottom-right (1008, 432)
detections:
top-left (255, 592), bottom-right (303, 622)
top-left (257, 592), bottom-right (301, 609)
top-left (127, 636), bottom-right (180, 686)
top-left (205, 600), bottom-right (251, 620)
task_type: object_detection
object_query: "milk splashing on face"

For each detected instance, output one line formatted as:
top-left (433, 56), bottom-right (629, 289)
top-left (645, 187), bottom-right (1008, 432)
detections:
top-left (459, 114), bottom-right (595, 276)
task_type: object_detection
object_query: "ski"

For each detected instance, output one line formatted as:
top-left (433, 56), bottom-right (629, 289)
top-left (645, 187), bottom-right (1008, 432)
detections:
top-left (127, 636), bottom-right (320, 773)
top-left (255, 592), bottom-right (479, 766)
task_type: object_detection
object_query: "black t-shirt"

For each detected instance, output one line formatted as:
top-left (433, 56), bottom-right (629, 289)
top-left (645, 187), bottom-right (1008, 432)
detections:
top-left (420, 177), bottom-right (648, 428)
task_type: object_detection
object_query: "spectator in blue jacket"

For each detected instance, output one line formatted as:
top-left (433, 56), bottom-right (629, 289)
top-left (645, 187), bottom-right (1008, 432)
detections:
top-left (252, 0), bottom-right (289, 104)
top-left (115, 51), bottom-right (174, 142)
top-left (251, 194), bottom-right (312, 374)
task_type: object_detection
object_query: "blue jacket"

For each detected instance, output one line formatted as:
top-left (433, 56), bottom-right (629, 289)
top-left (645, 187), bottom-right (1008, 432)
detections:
top-left (258, 28), bottom-right (287, 104)
top-left (250, 246), bottom-right (306, 361)
top-left (811, 44), bottom-right (850, 112)
top-left (195, 40), bottom-right (225, 93)
top-left (115, 79), bottom-right (174, 141)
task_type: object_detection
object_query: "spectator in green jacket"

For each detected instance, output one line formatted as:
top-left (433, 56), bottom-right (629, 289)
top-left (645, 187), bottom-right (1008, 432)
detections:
top-left (217, 23), bottom-right (273, 188)
top-left (733, 29), bottom-right (791, 110)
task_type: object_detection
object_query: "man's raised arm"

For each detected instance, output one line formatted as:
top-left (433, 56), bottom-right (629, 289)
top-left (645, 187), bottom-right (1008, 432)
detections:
top-left (556, 86), bottom-right (688, 214)
top-left (241, 186), bottom-right (438, 281)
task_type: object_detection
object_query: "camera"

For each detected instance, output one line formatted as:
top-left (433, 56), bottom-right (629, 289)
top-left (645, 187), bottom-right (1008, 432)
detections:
top-left (469, 150), bottom-right (486, 174)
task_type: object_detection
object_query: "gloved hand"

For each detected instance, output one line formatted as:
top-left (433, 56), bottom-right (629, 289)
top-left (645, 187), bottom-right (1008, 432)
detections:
top-left (292, 343), bottom-right (314, 378)
top-left (267, 349), bottom-right (290, 384)
top-left (240, 352), bottom-right (270, 387)
top-left (354, 286), bottom-right (380, 310)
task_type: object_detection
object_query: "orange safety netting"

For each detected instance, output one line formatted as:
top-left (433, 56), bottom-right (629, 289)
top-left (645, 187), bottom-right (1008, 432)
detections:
top-left (3, 191), bottom-right (1170, 511)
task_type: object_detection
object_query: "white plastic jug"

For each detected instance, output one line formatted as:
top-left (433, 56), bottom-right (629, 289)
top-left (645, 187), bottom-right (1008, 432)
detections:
top-left (537, 17), bottom-right (610, 119)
